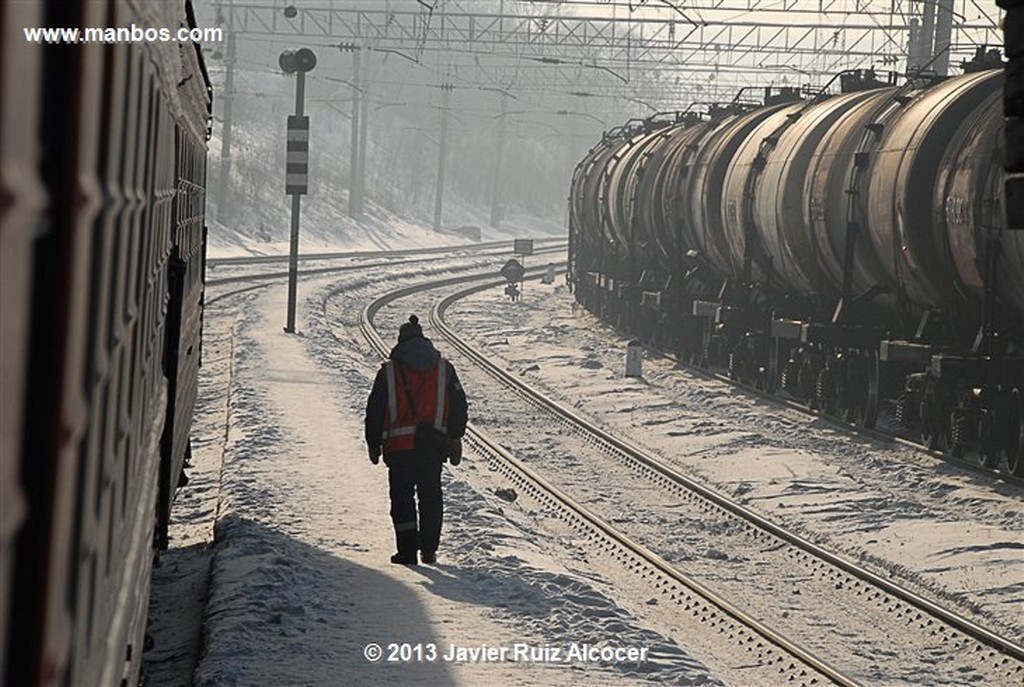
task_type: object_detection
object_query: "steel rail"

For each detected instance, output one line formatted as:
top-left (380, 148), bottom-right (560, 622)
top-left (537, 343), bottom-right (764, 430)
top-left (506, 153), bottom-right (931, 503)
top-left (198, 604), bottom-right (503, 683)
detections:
top-left (357, 268), bottom-right (861, 687)
top-left (426, 274), bottom-right (1024, 668)
top-left (205, 241), bottom-right (564, 309)
top-left (207, 237), bottom-right (565, 267)
top-left (207, 243), bottom-right (567, 288)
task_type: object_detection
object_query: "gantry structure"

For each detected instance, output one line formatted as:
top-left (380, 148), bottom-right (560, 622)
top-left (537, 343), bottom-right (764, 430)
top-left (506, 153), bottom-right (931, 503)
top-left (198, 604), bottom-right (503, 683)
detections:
top-left (213, 0), bottom-right (1001, 105)
top-left (205, 0), bottom-right (1002, 226)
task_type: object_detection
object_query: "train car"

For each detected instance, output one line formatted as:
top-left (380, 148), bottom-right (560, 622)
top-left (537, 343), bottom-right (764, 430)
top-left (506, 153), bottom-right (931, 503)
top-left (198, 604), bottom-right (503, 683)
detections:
top-left (570, 62), bottom-right (1024, 476)
top-left (0, 1), bottom-right (211, 685)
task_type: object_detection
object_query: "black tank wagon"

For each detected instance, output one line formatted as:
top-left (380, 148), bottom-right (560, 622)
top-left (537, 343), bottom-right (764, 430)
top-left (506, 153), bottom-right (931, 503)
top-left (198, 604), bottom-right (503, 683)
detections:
top-left (569, 62), bottom-right (1024, 476)
top-left (0, 0), bottom-right (211, 684)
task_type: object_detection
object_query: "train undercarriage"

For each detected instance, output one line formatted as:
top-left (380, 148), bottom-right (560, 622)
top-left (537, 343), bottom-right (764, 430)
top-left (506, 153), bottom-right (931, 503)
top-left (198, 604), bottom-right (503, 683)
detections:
top-left (572, 274), bottom-right (1024, 476)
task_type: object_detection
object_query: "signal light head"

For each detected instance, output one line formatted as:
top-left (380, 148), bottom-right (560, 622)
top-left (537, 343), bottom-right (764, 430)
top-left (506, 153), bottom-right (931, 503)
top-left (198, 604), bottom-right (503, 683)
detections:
top-left (279, 48), bottom-right (317, 74)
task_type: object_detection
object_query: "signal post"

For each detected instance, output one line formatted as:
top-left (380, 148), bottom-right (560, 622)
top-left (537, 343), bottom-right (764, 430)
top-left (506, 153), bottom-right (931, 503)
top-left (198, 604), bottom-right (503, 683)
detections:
top-left (279, 48), bottom-right (317, 334)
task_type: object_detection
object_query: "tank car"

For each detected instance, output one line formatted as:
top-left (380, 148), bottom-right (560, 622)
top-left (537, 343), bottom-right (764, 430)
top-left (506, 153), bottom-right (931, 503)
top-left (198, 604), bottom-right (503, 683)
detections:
top-left (0, 1), bottom-right (211, 684)
top-left (570, 62), bottom-right (1024, 476)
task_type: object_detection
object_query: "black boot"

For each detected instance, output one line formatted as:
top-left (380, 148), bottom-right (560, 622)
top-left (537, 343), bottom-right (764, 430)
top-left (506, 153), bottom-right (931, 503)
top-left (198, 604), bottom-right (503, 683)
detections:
top-left (391, 530), bottom-right (418, 565)
top-left (391, 552), bottom-right (417, 565)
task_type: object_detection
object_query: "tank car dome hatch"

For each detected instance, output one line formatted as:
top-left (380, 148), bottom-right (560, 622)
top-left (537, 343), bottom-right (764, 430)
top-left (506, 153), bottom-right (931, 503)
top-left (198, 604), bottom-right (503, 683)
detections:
top-left (839, 69), bottom-right (895, 93)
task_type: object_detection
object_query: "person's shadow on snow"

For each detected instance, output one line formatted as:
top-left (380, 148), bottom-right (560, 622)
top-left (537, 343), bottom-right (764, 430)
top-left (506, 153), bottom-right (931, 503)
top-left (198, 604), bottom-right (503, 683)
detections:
top-left (187, 514), bottom-right (459, 686)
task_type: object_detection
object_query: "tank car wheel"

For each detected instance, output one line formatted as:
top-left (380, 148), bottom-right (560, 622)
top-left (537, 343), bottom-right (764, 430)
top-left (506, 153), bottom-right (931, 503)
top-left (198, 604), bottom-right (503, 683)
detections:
top-left (760, 364), bottom-right (776, 394)
top-left (861, 352), bottom-right (880, 429)
top-left (923, 428), bottom-right (947, 452)
top-left (920, 380), bottom-right (947, 451)
top-left (976, 408), bottom-right (1000, 469)
top-left (839, 356), bottom-right (863, 424)
top-left (815, 367), bottom-right (837, 416)
top-left (801, 358), bottom-right (819, 408)
top-left (765, 338), bottom-right (780, 395)
top-left (840, 382), bottom-right (858, 424)
top-left (948, 408), bottom-right (968, 459)
top-left (1006, 388), bottom-right (1024, 477)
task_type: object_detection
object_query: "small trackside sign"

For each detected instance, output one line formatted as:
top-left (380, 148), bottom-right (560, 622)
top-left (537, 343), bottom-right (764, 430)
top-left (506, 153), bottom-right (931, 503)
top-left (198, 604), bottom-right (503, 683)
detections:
top-left (500, 259), bottom-right (525, 283)
top-left (513, 238), bottom-right (534, 255)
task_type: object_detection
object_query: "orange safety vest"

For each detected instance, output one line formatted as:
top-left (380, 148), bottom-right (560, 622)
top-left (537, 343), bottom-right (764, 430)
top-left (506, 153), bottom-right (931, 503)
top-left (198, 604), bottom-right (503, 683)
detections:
top-left (382, 359), bottom-right (450, 455)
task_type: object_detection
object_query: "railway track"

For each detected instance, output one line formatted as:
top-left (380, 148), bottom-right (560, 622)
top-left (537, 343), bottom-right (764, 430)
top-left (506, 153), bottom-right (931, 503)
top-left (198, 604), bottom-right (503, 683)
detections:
top-left (358, 269), bottom-right (1024, 686)
top-left (206, 238), bottom-right (565, 268)
top-left (358, 267), bottom-right (851, 687)
top-left (687, 364), bottom-right (1024, 487)
top-left (204, 240), bottom-right (566, 305)
top-left (612, 322), bottom-right (1024, 486)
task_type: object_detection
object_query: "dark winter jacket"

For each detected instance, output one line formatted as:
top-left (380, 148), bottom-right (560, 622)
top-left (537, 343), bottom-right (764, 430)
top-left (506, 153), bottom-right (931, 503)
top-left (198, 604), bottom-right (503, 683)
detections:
top-left (365, 335), bottom-right (468, 459)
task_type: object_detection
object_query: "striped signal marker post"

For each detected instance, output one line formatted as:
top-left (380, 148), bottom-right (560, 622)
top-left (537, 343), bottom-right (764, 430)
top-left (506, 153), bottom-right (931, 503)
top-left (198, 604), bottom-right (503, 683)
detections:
top-left (286, 116), bottom-right (309, 195)
top-left (285, 111), bottom-right (307, 333)
top-left (279, 48), bottom-right (316, 333)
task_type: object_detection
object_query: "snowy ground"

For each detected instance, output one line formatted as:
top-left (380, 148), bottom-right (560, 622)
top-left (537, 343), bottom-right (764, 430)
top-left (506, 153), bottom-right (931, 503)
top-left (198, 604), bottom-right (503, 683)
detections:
top-left (445, 283), bottom-right (1024, 640)
top-left (191, 279), bottom-right (717, 685)
top-left (204, 193), bottom-right (564, 259)
top-left (146, 239), bottom-right (1022, 686)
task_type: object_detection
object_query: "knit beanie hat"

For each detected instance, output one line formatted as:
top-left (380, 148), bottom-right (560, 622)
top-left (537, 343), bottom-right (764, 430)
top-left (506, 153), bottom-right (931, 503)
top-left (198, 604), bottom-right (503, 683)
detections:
top-left (398, 315), bottom-right (423, 342)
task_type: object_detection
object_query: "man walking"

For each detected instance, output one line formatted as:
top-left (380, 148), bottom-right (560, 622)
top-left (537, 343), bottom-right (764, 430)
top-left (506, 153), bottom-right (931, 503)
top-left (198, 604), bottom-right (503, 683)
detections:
top-left (365, 315), bottom-right (468, 565)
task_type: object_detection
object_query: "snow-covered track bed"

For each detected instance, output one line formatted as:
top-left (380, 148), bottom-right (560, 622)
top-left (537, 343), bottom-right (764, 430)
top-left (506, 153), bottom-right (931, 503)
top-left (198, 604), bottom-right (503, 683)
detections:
top-left (205, 237), bottom-right (565, 268)
top-left (360, 273), bottom-right (848, 687)
top-left (206, 239), bottom-right (566, 291)
top-left (372, 273), bottom-right (1024, 686)
top-left (678, 357), bottom-right (1024, 487)
top-left (204, 241), bottom-right (567, 310)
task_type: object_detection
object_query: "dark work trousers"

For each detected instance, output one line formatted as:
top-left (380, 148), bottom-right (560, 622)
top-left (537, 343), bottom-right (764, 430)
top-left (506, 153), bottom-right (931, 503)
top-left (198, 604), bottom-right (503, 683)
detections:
top-left (387, 456), bottom-right (444, 556)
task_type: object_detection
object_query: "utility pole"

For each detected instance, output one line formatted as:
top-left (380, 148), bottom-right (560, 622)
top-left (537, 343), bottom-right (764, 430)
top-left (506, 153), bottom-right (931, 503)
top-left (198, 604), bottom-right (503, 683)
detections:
top-left (489, 92), bottom-right (507, 229)
top-left (348, 45), bottom-right (362, 219)
top-left (357, 45), bottom-right (370, 216)
top-left (433, 83), bottom-right (453, 233)
top-left (279, 48), bottom-right (317, 334)
top-left (919, 0), bottom-right (937, 71)
top-left (933, 0), bottom-right (954, 76)
top-left (907, 18), bottom-right (921, 70)
top-left (217, 29), bottom-right (236, 220)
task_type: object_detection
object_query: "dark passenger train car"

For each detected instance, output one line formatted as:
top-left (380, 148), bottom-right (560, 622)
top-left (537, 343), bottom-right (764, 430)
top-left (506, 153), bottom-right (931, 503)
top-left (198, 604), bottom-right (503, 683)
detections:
top-left (0, 1), bottom-right (211, 684)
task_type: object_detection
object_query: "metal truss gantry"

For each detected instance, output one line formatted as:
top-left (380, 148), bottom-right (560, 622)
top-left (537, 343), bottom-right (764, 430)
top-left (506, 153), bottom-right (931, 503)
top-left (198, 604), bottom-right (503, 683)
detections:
top-left (216, 1), bottom-right (999, 86)
top-left (206, 0), bottom-right (1003, 228)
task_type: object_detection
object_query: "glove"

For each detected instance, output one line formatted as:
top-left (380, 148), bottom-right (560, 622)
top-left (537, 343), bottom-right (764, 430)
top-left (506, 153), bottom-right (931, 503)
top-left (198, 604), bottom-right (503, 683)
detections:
top-left (368, 445), bottom-right (381, 465)
top-left (448, 438), bottom-right (463, 466)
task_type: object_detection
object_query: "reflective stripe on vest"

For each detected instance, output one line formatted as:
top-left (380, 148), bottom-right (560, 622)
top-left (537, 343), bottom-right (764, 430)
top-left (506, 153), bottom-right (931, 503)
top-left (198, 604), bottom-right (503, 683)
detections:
top-left (382, 359), bottom-right (449, 454)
